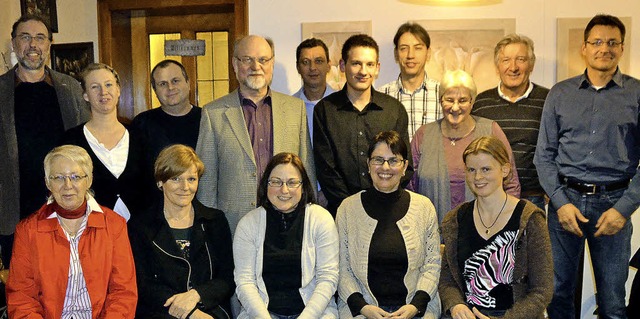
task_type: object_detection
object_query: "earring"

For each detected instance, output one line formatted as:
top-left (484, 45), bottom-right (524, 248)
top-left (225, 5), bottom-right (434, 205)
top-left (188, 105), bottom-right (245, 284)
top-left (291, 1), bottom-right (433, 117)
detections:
top-left (157, 182), bottom-right (162, 190)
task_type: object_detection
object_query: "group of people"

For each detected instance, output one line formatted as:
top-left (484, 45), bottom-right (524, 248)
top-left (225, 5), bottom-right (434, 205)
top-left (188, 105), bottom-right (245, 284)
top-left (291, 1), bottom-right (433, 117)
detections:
top-left (0, 10), bottom-right (638, 319)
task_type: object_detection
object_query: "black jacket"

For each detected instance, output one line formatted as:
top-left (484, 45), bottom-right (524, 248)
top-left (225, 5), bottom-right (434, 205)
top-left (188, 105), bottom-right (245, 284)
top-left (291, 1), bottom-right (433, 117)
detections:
top-left (129, 200), bottom-right (234, 318)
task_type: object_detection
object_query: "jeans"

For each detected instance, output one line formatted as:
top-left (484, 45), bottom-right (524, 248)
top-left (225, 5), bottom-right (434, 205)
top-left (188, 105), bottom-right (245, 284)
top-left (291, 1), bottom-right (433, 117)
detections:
top-left (522, 195), bottom-right (546, 212)
top-left (547, 187), bottom-right (632, 319)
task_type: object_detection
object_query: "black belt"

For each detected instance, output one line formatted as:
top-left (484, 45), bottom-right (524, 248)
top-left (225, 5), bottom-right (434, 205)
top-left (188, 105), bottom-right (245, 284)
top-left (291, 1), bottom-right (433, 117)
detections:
top-left (560, 175), bottom-right (630, 195)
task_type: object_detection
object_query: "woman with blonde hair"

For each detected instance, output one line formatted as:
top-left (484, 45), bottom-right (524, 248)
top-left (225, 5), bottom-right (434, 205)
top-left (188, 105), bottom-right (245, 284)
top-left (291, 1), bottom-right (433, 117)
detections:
top-left (7, 145), bottom-right (137, 318)
top-left (410, 69), bottom-right (520, 225)
top-left (439, 136), bottom-right (552, 319)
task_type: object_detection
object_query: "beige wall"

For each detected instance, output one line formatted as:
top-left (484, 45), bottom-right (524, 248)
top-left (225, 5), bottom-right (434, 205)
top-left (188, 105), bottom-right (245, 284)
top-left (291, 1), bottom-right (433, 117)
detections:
top-left (0, 0), bottom-right (98, 75)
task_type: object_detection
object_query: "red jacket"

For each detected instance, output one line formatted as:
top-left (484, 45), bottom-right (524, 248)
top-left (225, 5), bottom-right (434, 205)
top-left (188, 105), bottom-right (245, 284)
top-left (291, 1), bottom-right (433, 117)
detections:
top-left (6, 198), bottom-right (138, 318)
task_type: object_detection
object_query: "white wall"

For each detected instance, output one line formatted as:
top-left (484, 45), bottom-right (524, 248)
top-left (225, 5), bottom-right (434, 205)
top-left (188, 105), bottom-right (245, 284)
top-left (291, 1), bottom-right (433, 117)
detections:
top-left (248, 0), bottom-right (640, 95)
top-left (0, 0), bottom-right (99, 74)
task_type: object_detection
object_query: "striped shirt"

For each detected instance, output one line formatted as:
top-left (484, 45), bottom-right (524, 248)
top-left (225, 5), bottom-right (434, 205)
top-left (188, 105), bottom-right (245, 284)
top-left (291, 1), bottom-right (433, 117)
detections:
top-left (378, 74), bottom-right (441, 141)
top-left (51, 207), bottom-right (96, 319)
top-left (472, 83), bottom-right (549, 194)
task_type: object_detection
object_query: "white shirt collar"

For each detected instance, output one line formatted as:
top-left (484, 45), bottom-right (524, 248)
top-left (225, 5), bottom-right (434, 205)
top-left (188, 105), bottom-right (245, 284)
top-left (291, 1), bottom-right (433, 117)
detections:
top-left (497, 81), bottom-right (534, 102)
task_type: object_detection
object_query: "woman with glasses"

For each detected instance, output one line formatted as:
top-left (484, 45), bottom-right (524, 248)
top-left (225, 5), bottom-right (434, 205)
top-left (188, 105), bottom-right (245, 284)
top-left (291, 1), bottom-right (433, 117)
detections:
top-left (62, 63), bottom-right (148, 221)
top-left (409, 69), bottom-right (520, 225)
top-left (439, 136), bottom-right (552, 319)
top-left (129, 144), bottom-right (234, 319)
top-left (233, 152), bottom-right (339, 319)
top-left (6, 145), bottom-right (137, 318)
top-left (337, 131), bottom-right (441, 319)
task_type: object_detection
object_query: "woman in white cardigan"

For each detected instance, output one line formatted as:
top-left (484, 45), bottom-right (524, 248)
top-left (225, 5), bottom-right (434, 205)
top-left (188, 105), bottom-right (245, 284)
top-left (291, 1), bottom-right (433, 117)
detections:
top-left (337, 131), bottom-right (441, 319)
top-left (233, 152), bottom-right (339, 319)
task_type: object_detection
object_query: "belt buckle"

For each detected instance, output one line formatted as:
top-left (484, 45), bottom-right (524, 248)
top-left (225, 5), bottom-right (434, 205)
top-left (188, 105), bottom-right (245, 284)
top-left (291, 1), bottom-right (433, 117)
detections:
top-left (583, 183), bottom-right (597, 195)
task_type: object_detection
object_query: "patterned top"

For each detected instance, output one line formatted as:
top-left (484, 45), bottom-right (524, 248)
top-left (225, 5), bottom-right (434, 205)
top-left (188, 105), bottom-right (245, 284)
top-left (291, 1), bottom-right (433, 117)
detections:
top-left (378, 74), bottom-right (441, 141)
top-left (458, 200), bottom-right (525, 311)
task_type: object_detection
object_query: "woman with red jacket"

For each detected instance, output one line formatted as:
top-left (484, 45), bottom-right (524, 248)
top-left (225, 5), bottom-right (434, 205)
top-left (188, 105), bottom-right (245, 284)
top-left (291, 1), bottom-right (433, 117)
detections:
top-left (6, 145), bottom-right (137, 318)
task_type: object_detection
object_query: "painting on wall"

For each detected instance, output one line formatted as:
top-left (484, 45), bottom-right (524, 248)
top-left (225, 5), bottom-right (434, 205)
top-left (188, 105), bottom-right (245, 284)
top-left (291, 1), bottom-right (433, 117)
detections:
top-left (556, 17), bottom-right (631, 82)
top-left (301, 21), bottom-right (372, 91)
top-left (51, 42), bottom-right (94, 81)
top-left (20, 0), bottom-right (58, 33)
top-left (415, 19), bottom-right (516, 94)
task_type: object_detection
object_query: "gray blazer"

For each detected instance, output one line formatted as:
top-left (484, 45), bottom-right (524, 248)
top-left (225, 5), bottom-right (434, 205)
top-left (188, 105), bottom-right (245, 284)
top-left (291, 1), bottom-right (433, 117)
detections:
top-left (0, 66), bottom-right (89, 235)
top-left (196, 89), bottom-right (316, 233)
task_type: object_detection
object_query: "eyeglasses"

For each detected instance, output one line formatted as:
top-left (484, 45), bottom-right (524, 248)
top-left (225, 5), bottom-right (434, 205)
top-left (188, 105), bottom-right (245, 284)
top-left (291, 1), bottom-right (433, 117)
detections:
top-left (441, 98), bottom-right (471, 108)
top-left (369, 156), bottom-right (405, 167)
top-left (267, 178), bottom-right (303, 189)
top-left (585, 39), bottom-right (623, 48)
top-left (235, 56), bottom-right (274, 66)
top-left (299, 58), bottom-right (327, 67)
top-left (48, 174), bottom-right (88, 185)
top-left (16, 34), bottom-right (49, 44)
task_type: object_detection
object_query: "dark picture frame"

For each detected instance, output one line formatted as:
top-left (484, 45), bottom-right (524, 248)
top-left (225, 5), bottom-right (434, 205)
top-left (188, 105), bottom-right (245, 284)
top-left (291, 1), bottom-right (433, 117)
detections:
top-left (20, 0), bottom-right (58, 33)
top-left (51, 42), bottom-right (94, 81)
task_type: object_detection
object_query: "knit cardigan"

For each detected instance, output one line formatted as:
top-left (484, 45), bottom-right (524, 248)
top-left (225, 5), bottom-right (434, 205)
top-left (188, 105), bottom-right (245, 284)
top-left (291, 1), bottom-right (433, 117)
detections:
top-left (412, 116), bottom-right (521, 224)
top-left (439, 199), bottom-right (553, 319)
top-left (336, 190), bottom-right (442, 319)
top-left (233, 204), bottom-right (339, 319)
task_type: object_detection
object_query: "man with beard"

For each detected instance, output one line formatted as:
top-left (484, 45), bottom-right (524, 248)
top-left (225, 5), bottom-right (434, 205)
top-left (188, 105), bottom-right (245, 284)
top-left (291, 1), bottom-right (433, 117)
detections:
top-left (0, 15), bottom-right (89, 265)
top-left (196, 35), bottom-right (315, 233)
top-left (313, 34), bottom-right (412, 215)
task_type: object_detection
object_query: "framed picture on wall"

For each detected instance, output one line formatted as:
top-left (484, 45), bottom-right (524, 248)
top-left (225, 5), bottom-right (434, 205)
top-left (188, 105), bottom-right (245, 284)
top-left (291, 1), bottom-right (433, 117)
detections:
top-left (415, 18), bottom-right (516, 94)
top-left (20, 0), bottom-right (58, 33)
top-left (50, 42), bottom-right (94, 81)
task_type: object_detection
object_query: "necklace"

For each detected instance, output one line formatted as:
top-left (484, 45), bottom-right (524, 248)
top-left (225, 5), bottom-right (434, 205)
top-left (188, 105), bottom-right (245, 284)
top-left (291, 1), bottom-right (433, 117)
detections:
top-left (57, 217), bottom-right (80, 238)
top-left (443, 123), bottom-right (476, 146)
top-left (477, 194), bottom-right (508, 235)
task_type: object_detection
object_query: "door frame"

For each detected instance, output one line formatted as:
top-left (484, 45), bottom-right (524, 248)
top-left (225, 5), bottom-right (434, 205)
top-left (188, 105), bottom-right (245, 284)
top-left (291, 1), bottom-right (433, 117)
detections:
top-left (97, 0), bottom-right (247, 120)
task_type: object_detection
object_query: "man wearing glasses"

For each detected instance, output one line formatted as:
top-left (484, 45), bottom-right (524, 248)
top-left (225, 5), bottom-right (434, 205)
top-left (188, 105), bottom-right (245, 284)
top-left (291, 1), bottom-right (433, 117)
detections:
top-left (197, 35), bottom-right (315, 233)
top-left (0, 15), bottom-right (88, 265)
top-left (535, 14), bottom-right (640, 319)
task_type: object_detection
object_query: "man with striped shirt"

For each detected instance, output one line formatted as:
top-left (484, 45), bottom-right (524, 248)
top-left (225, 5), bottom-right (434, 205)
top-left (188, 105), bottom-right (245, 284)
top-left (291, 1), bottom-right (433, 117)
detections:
top-left (379, 22), bottom-right (440, 141)
top-left (472, 34), bottom-right (549, 209)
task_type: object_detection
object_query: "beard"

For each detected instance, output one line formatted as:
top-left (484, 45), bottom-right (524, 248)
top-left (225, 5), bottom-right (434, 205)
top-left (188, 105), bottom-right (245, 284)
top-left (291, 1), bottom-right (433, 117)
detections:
top-left (18, 50), bottom-right (46, 71)
top-left (242, 72), bottom-right (270, 90)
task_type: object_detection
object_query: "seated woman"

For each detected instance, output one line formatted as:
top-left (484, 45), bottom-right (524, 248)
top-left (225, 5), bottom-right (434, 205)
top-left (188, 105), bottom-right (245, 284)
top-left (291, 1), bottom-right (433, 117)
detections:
top-left (6, 145), bottom-right (137, 318)
top-left (439, 136), bottom-right (553, 319)
top-left (62, 63), bottom-right (148, 221)
top-left (234, 152), bottom-right (339, 319)
top-left (129, 144), bottom-right (234, 319)
top-left (337, 131), bottom-right (441, 319)
top-left (409, 69), bottom-right (520, 225)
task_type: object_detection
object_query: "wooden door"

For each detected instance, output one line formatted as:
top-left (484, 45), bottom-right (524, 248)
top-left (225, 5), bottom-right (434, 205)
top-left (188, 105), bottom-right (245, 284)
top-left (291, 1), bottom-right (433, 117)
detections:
top-left (97, 0), bottom-right (247, 121)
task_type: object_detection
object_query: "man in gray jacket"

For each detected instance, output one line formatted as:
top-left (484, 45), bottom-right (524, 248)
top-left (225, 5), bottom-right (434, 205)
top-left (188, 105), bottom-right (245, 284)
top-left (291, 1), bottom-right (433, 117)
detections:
top-left (0, 15), bottom-right (89, 264)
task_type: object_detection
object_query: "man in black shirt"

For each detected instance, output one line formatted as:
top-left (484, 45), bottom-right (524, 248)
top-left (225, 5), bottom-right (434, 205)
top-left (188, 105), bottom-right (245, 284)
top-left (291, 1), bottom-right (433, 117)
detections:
top-left (313, 34), bottom-right (412, 215)
top-left (130, 60), bottom-right (202, 202)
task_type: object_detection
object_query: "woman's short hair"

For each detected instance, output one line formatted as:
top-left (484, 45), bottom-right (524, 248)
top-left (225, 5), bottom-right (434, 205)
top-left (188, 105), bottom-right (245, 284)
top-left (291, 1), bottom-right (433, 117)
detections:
top-left (367, 130), bottom-right (408, 160)
top-left (439, 69), bottom-right (478, 102)
top-left (79, 63), bottom-right (121, 92)
top-left (154, 144), bottom-right (205, 183)
top-left (257, 152), bottom-right (315, 209)
top-left (44, 145), bottom-right (94, 185)
top-left (463, 136), bottom-right (512, 183)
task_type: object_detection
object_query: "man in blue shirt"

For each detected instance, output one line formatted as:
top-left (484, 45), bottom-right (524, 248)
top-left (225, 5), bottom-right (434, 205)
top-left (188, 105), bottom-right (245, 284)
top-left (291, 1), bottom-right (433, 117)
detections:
top-left (534, 14), bottom-right (640, 319)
